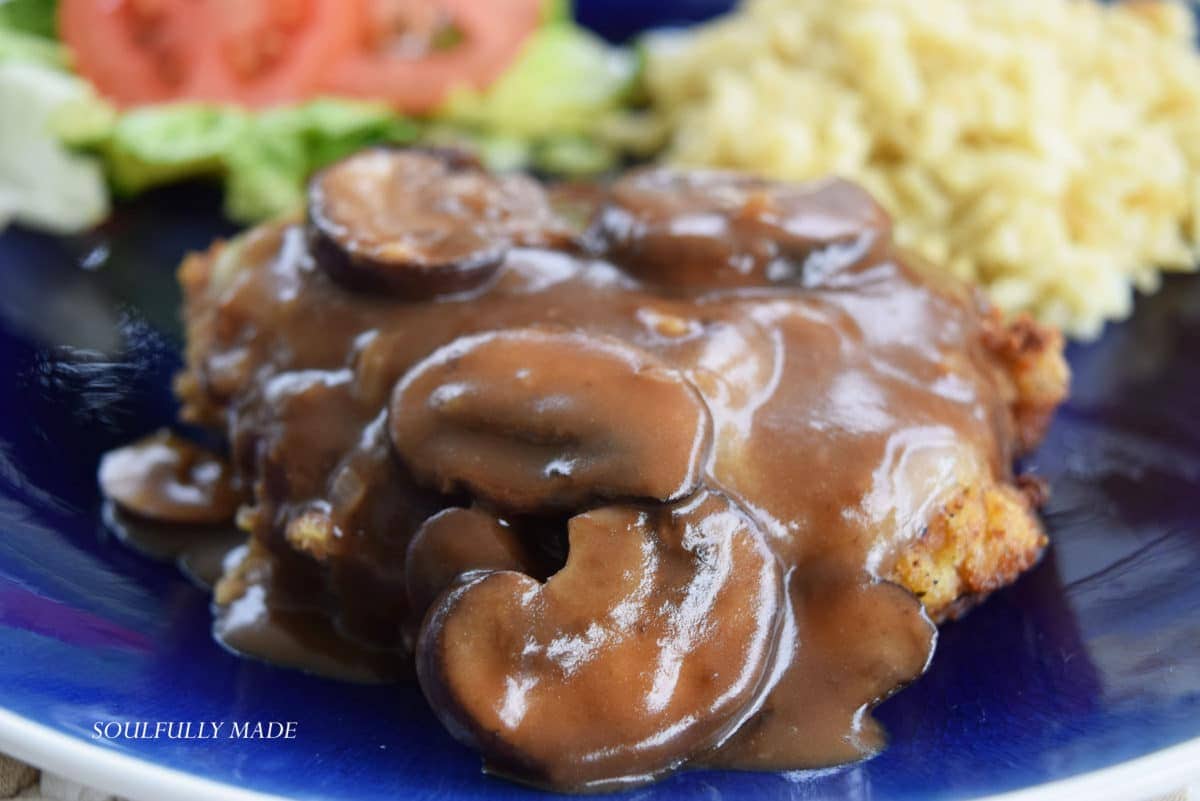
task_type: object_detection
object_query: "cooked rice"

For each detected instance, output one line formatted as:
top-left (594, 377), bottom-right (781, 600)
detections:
top-left (642, 0), bottom-right (1200, 338)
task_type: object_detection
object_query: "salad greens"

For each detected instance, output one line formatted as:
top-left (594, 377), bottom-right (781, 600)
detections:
top-left (57, 98), bottom-right (422, 222)
top-left (0, 25), bottom-right (63, 67)
top-left (0, 2), bottom-right (635, 231)
top-left (444, 25), bottom-right (635, 140)
top-left (0, 0), bottom-right (57, 39)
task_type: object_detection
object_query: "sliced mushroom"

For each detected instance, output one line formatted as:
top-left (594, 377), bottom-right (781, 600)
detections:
top-left (388, 328), bottom-right (713, 513)
top-left (99, 430), bottom-right (241, 524)
top-left (405, 507), bottom-right (538, 619)
top-left (308, 148), bottom-right (567, 298)
top-left (416, 491), bottom-right (782, 791)
top-left (590, 167), bottom-right (890, 289)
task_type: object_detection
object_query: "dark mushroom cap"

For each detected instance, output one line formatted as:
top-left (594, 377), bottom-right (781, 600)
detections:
top-left (308, 148), bottom-right (568, 299)
top-left (590, 167), bottom-right (891, 289)
top-left (416, 491), bottom-right (783, 791)
top-left (98, 430), bottom-right (240, 524)
top-left (388, 327), bottom-right (713, 514)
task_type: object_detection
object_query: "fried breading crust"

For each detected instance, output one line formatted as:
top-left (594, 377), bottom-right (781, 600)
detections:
top-left (983, 310), bottom-right (1071, 454)
top-left (891, 311), bottom-right (1068, 622)
top-left (891, 482), bottom-right (1047, 622)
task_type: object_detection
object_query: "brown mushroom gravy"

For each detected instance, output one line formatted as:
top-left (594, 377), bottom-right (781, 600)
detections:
top-left (99, 149), bottom-right (1067, 792)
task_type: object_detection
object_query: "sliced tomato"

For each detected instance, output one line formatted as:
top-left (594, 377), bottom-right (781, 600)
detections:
top-left (60, 0), bottom-right (199, 106)
top-left (324, 0), bottom-right (542, 114)
top-left (59, 0), bottom-right (361, 108)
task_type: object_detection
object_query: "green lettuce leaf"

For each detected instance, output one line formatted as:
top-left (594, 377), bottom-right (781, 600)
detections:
top-left (443, 24), bottom-right (635, 140)
top-left (0, 26), bottom-right (63, 68)
top-left (437, 23), bottom-right (635, 176)
top-left (91, 105), bottom-right (250, 194)
top-left (541, 0), bottom-right (571, 24)
top-left (224, 99), bottom-right (419, 221)
top-left (0, 0), bottom-right (63, 67)
top-left (58, 98), bottom-right (420, 222)
top-left (0, 0), bottom-right (58, 39)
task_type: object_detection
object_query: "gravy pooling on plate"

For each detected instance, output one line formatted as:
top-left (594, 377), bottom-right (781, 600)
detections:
top-left (99, 149), bottom-right (1069, 791)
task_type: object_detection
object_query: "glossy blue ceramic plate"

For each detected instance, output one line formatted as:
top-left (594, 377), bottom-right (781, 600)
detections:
top-left (2, 6), bottom-right (1200, 800)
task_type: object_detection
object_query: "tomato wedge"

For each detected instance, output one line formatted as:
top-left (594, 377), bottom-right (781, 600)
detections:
top-left (60, 0), bottom-right (361, 108)
top-left (324, 0), bottom-right (543, 114)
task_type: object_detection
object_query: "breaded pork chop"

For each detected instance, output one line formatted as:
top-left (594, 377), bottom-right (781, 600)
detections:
top-left (116, 151), bottom-right (1069, 790)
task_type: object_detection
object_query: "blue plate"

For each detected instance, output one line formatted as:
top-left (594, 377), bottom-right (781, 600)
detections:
top-left (2, 6), bottom-right (1200, 798)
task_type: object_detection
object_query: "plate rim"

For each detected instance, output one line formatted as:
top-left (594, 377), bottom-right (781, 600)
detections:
top-left (2, 705), bottom-right (1197, 801)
